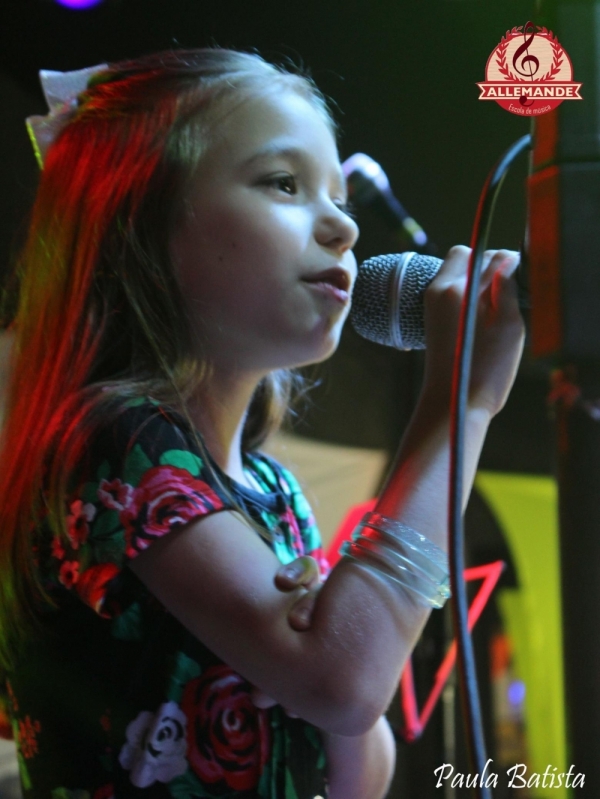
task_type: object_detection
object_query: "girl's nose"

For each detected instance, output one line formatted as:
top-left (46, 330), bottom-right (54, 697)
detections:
top-left (315, 202), bottom-right (359, 255)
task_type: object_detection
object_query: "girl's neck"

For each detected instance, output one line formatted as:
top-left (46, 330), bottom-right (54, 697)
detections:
top-left (185, 368), bottom-right (264, 484)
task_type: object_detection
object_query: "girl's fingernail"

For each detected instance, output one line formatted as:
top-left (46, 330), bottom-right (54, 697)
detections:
top-left (283, 565), bottom-right (300, 579)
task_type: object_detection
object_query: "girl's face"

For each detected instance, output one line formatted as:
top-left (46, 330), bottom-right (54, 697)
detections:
top-left (170, 88), bottom-right (359, 376)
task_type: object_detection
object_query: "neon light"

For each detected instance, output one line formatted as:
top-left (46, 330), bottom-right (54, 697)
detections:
top-left (54, 0), bottom-right (104, 9)
top-left (399, 560), bottom-right (506, 742)
top-left (327, 504), bottom-right (505, 742)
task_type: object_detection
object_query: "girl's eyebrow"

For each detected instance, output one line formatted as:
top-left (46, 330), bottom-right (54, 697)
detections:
top-left (242, 143), bottom-right (346, 190)
top-left (243, 144), bottom-right (304, 166)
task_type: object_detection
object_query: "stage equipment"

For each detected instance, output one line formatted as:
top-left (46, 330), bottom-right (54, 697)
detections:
top-left (350, 133), bottom-right (531, 799)
top-left (528, 3), bottom-right (600, 793)
top-left (342, 153), bottom-right (434, 254)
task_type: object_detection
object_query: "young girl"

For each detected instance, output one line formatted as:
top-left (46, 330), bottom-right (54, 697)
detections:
top-left (0, 49), bottom-right (524, 799)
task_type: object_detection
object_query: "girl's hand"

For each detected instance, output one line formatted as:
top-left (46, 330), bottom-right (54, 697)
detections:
top-left (273, 555), bottom-right (322, 631)
top-left (422, 246), bottom-right (525, 417)
top-left (251, 555), bottom-right (322, 713)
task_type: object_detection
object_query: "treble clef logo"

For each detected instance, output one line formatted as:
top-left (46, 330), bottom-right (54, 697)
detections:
top-left (513, 21), bottom-right (539, 106)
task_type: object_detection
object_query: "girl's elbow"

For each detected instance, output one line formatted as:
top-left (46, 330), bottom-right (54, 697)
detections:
top-left (317, 673), bottom-right (390, 736)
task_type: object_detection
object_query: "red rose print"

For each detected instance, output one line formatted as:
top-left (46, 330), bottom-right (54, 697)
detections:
top-left (98, 478), bottom-right (133, 511)
top-left (75, 563), bottom-right (120, 615)
top-left (119, 466), bottom-right (225, 558)
top-left (181, 665), bottom-right (271, 792)
top-left (66, 499), bottom-right (95, 550)
top-left (51, 535), bottom-right (66, 560)
top-left (18, 716), bottom-right (41, 759)
top-left (59, 560), bottom-right (80, 589)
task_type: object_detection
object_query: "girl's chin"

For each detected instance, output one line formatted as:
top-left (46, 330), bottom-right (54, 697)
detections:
top-left (289, 330), bottom-right (343, 368)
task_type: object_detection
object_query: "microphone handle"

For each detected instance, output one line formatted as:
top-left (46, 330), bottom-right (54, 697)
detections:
top-left (350, 251), bottom-right (529, 351)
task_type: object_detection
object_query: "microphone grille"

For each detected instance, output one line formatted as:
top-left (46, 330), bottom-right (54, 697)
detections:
top-left (350, 252), bottom-right (442, 349)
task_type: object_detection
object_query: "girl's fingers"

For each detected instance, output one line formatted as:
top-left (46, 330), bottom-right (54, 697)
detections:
top-left (287, 586), bottom-right (321, 631)
top-left (434, 246), bottom-right (520, 295)
top-left (479, 249), bottom-right (520, 293)
top-left (273, 556), bottom-right (322, 633)
top-left (433, 244), bottom-right (472, 282)
top-left (491, 256), bottom-right (522, 314)
top-left (274, 555), bottom-right (321, 592)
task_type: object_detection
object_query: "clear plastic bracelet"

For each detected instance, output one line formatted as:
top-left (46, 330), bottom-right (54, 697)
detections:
top-left (339, 513), bottom-right (450, 609)
top-left (350, 532), bottom-right (441, 590)
top-left (355, 513), bottom-right (448, 581)
top-left (359, 512), bottom-right (448, 574)
top-left (341, 538), bottom-right (445, 607)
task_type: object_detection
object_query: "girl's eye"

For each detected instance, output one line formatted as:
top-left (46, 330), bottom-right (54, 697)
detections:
top-left (336, 200), bottom-right (357, 219)
top-left (265, 174), bottom-right (298, 195)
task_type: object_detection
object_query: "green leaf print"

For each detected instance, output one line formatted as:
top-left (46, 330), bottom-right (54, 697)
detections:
top-left (267, 708), bottom-right (285, 798)
top-left (92, 538), bottom-right (125, 565)
top-left (123, 443), bottom-right (154, 486)
top-left (16, 750), bottom-right (32, 791)
top-left (292, 492), bottom-right (312, 521)
top-left (168, 768), bottom-right (215, 798)
top-left (110, 602), bottom-right (143, 641)
top-left (304, 724), bottom-right (326, 770)
top-left (80, 480), bottom-right (100, 505)
top-left (159, 449), bottom-right (204, 477)
top-left (257, 757), bottom-right (274, 798)
top-left (91, 509), bottom-right (121, 541)
top-left (165, 651), bottom-right (202, 703)
top-left (284, 767), bottom-right (300, 799)
top-left (272, 535), bottom-right (295, 567)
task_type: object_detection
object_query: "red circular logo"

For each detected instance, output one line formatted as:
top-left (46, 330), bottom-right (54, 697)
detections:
top-left (477, 23), bottom-right (582, 116)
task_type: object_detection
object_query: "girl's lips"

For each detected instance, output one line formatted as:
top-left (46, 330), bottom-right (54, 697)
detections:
top-left (303, 280), bottom-right (350, 304)
top-left (301, 267), bottom-right (351, 293)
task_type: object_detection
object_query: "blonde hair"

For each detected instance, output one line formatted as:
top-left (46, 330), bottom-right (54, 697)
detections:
top-left (0, 48), bottom-right (336, 670)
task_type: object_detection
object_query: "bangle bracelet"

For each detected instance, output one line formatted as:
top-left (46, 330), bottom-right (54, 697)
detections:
top-left (339, 512), bottom-right (450, 609)
top-left (356, 524), bottom-right (448, 586)
top-left (359, 512), bottom-right (448, 574)
top-left (341, 538), bottom-right (448, 608)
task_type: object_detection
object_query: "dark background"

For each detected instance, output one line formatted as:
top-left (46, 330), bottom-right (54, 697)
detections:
top-left (0, 1), bottom-right (551, 796)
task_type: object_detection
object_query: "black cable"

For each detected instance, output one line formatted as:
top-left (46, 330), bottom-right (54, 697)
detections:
top-left (448, 133), bottom-right (531, 799)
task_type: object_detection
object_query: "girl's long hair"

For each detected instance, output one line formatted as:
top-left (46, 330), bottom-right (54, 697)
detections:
top-left (0, 49), bottom-right (335, 672)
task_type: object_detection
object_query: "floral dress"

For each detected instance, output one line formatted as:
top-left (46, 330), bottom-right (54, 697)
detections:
top-left (4, 398), bottom-right (330, 799)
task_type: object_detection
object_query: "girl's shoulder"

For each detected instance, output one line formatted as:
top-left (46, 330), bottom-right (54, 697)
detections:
top-left (93, 396), bottom-right (195, 458)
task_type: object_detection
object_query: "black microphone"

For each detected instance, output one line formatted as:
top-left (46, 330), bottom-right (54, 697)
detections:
top-left (342, 153), bottom-right (432, 253)
top-left (350, 250), bottom-right (529, 351)
top-left (350, 252), bottom-right (441, 350)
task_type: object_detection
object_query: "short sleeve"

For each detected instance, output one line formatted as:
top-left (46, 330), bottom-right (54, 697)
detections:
top-left (265, 458), bottom-right (331, 580)
top-left (42, 400), bottom-right (236, 618)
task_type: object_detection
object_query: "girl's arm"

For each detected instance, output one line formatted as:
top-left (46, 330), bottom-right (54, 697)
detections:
top-left (322, 716), bottom-right (396, 799)
top-left (260, 562), bottom-right (395, 798)
top-left (130, 246), bottom-right (524, 736)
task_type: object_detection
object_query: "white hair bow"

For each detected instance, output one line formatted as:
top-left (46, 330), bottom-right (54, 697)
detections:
top-left (26, 63), bottom-right (108, 169)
